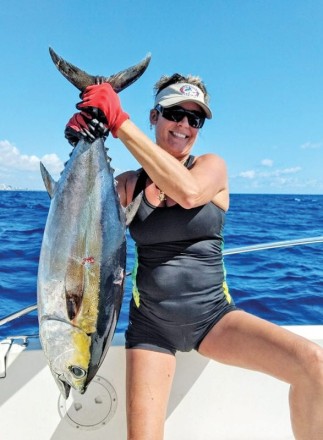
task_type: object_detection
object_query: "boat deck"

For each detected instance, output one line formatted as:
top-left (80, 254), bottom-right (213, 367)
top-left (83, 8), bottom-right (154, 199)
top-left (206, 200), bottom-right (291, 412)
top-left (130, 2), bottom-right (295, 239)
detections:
top-left (1, 326), bottom-right (322, 439)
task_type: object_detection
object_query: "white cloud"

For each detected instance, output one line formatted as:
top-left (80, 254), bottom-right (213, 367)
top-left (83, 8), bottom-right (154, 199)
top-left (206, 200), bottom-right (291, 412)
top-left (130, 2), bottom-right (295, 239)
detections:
top-left (238, 166), bottom-right (301, 182)
top-left (261, 159), bottom-right (273, 167)
top-left (300, 141), bottom-right (322, 150)
top-left (0, 140), bottom-right (63, 173)
top-left (40, 154), bottom-right (64, 173)
top-left (255, 167), bottom-right (301, 178)
top-left (274, 167), bottom-right (301, 176)
top-left (236, 166), bottom-right (303, 191)
top-left (231, 151), bottom-right (321, 193)
top-left (239, 170), bottom-right (256, 179)
top-left (0, 140), bottom-right (64, 190)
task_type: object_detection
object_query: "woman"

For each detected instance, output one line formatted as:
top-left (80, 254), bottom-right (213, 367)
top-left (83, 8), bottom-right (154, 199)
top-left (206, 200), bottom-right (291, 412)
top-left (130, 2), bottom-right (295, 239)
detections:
top-left (66, 73), bottom-right (323, 440)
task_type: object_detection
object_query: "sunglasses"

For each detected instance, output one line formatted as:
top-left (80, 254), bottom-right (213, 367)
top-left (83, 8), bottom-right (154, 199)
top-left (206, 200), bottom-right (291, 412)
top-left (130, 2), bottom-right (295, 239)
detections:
top-left (155, 104), bottom-right (205, 129)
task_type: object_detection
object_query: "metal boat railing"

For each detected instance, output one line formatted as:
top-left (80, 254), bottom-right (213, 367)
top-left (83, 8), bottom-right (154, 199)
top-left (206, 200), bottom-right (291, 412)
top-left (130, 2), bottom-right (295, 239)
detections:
top-left (0, 304), bottom-right (38, 328)
top-left (1, 235), bottom-right (322, 330)
top-left (0, 235), bottom-right (322, 378)
top-left (222, 235), bottom-right (323, 255)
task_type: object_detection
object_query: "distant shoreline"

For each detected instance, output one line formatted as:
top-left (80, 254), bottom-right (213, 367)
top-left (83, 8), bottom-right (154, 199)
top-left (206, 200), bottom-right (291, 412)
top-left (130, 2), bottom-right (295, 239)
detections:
top-left (1, 189), bottom-right (322, 197)
top-left (0, 188), bottom-right (45, 192)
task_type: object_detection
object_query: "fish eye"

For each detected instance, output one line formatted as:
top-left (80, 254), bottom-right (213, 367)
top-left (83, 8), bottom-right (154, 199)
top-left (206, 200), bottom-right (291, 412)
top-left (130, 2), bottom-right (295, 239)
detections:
top-left (69, 366), bottom-right (86, 378)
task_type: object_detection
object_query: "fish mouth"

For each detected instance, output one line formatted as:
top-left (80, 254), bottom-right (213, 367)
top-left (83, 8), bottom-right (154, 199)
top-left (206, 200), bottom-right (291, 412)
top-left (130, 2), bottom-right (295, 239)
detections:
top-left (56, 376), bottom-right (89, 400)
top-left (55, 367), bottom-right (91, 399)
top-left (55, 375), bottom-right (72, 399)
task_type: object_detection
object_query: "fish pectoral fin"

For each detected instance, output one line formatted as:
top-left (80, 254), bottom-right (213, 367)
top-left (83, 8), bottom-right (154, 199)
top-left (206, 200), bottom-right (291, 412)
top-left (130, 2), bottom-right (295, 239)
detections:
top-left (65, 288), bottom-right (84, 321)
top-left (40, 162), bottom-right (57, 198)
top-left (124, 191), bottom-right (143, 226)
top-left (65, 261), bottom-right (85, 320)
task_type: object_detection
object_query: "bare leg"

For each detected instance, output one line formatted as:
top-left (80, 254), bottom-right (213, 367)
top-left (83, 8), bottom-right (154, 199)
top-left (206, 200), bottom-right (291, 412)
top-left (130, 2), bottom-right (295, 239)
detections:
top-left (126, 348), bottom-right (176, 440)
top-left (198, 310), bottom-right (323, 440)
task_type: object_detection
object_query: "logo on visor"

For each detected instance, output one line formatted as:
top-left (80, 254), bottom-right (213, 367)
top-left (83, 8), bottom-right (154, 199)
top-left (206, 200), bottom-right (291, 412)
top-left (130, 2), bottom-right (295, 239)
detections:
top-left (179, 85), bottom-right (200, 97)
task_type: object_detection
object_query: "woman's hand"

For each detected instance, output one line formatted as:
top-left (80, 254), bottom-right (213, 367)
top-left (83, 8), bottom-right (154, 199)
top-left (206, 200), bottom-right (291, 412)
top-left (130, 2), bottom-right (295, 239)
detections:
top-left (64, 112), bottom-right (110, 147)
top-left (64, 113), bottom-right (94, 146)
top-left (77, 83), bottom-right (129, 138)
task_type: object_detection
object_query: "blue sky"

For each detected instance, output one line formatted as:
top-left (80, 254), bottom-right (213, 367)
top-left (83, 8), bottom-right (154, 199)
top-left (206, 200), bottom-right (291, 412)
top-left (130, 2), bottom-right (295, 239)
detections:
top-left (1, 0), bottom-right (322, 194)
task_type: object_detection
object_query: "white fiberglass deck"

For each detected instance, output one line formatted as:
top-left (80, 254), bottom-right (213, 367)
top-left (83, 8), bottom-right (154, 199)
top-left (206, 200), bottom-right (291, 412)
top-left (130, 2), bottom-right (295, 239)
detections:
top-left (1, 326), bottom-right (322, 440)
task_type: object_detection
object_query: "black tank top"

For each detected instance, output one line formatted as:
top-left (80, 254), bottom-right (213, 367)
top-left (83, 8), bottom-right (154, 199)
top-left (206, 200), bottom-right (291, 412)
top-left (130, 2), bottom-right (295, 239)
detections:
top-left (128, 156), bottom-right (229, 325)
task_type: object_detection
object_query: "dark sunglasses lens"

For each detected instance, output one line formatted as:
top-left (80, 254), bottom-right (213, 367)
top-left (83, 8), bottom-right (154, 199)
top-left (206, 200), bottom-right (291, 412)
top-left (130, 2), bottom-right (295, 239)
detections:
top-left (167, 109), bottom-right (186, 123)
top-left (162, 108), bottom-right (204, 128)
top-left (188, 114), bottom-right (203, 129)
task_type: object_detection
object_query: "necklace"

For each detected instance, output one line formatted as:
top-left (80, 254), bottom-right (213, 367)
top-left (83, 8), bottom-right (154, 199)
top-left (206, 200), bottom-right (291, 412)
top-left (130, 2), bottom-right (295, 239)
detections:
top-left (157, 188), bottom-right (166, 202)
top-left (154, 156), bottom-right (193, 203)
top-left (155, 185), bottom-right (166, 202)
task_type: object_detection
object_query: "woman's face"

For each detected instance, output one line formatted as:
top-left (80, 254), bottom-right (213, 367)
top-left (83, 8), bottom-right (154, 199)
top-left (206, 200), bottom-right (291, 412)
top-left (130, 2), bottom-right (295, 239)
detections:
top-left (150, 101), bottom-right (203, 160)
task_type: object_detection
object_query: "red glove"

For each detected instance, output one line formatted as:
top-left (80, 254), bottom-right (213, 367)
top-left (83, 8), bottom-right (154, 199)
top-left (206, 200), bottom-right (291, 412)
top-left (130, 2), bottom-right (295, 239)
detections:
top-left (64, 113), bottom-right (95, 146)
top-left (77, 83), bottom-right (129, 138)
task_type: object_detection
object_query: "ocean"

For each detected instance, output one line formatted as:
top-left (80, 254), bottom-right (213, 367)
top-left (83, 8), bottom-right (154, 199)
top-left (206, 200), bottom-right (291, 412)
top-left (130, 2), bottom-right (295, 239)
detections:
top-left (0, 191), bottom-right (322, 339)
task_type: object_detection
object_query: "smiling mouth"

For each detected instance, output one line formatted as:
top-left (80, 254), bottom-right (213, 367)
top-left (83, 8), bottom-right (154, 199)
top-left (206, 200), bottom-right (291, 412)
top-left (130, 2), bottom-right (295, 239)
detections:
top-left (171, 131), bottom-right (188, 139)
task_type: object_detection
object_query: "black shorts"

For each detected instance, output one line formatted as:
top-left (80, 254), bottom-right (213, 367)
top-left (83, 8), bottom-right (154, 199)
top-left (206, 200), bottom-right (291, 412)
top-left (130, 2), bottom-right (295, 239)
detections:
top-left (125, 297), bottom-right (237, 356)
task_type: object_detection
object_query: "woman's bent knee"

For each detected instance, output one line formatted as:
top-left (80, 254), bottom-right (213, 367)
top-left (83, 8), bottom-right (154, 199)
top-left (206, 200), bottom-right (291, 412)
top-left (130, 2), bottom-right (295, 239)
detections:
top-left (295, 342), bottom-right (323, 387)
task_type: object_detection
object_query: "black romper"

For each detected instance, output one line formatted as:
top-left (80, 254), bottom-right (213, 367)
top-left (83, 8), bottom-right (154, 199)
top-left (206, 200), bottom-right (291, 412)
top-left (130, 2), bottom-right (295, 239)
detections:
top-left (126, 156), bottom-right (237, 355)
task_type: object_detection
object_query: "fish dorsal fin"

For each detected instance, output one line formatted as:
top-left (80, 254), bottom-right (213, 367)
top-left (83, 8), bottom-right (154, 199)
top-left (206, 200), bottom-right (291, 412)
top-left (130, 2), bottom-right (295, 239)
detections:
top-left (124, 191), bottom-right (143, 226)
top-left (40, 162), bottom-right (57, 198)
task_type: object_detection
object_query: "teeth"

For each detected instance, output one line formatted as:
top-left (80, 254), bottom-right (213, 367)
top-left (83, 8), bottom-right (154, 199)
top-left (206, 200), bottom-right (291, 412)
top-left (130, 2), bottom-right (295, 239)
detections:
top-left (172, 131), bottom-right (186, 139)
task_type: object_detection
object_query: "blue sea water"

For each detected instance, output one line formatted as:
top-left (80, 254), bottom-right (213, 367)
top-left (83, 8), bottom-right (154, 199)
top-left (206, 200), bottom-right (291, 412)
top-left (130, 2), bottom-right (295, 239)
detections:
top-left (0, 191), bottom-right (322, 338)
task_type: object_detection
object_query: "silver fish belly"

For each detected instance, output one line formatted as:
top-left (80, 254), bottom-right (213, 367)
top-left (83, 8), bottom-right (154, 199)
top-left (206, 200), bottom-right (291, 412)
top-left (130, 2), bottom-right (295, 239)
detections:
top-left (37, 137), bottom-right (126, 399)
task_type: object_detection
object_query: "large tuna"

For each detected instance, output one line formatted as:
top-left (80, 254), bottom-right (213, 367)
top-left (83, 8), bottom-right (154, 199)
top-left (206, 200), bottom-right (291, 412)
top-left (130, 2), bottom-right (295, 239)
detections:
top-left (37, 48), bottom-right (150, 399)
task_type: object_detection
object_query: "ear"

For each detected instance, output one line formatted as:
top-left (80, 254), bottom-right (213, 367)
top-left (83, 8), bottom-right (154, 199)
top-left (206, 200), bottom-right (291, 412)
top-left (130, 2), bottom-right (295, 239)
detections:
top-left (150, 109), bottom-right (158, 125)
